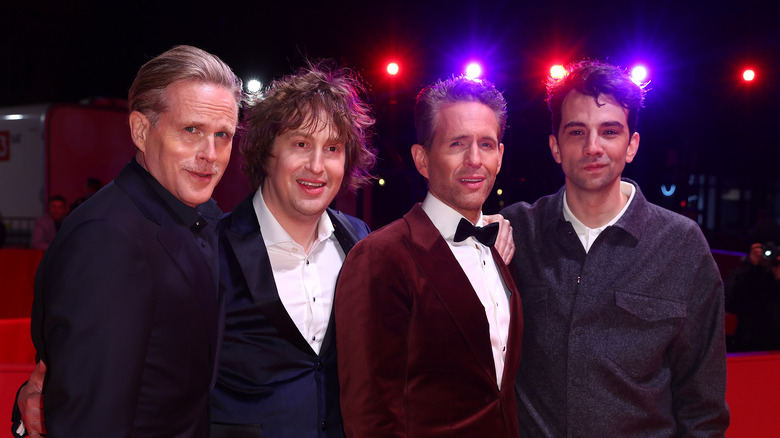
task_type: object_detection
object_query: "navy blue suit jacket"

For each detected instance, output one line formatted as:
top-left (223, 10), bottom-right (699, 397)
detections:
top-left (28, 161), bottom-right (220, 437)
top-left (211, 193), bottom-right (369, 438)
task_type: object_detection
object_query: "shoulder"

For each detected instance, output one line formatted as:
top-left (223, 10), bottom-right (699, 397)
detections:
top-left (329, 209), bottom-right (371, 238)
top-left (351, 217), bottom-right (410, 253)
top-left (501, 192), bottom-right (559, 236)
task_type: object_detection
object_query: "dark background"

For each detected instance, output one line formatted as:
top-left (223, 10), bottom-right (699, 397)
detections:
top-left (3, 0), bottom-right (779, 250)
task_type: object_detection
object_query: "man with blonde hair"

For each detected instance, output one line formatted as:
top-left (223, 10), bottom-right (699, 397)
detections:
top-left (13, 45), bottom-right (242, 437)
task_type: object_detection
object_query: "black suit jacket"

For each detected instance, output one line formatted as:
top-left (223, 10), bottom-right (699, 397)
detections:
top-left (27, 161), bottom-right (220, 437)
top-left (210, 193), bottom-right (369, 438)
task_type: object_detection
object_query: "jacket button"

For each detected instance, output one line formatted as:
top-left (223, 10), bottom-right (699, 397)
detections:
top-left (315, 361), bottom-right (323, 371)
top-left (321, 420), bottom-right (328, 431)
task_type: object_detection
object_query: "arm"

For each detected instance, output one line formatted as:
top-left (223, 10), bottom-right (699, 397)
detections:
top-left (483, 214), bottom-right (514, 264)
top-left (39, 219), bottom-right (153, 437)
top-left (335, 240), bottom-right (410, 438)
top-left (669, 232), bottom-right (730, 436)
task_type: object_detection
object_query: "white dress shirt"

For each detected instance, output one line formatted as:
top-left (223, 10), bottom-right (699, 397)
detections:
top-left (421, 193), bottom-right (511, 388)
top-left (563, 181), bottom-right (636, 253)
top-left (253, 189), bottom-right (345, 354)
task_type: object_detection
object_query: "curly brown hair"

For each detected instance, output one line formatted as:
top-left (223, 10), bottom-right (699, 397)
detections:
top-left (241, 62), bottom-right (376, 191)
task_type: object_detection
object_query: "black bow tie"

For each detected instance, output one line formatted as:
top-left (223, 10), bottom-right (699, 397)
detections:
top-left (453, 218), bottom-right (499, 247)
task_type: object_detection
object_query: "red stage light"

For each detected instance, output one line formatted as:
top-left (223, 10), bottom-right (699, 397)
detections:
top-left (386, 62), bottom-right (399, 75)
top-left (743, 69), bottom-right (755, 81)
top-left (549, 65), bottom-right (567, 80)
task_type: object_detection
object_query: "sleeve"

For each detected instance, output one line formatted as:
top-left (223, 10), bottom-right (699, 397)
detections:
top-left (669, 228), bottom-right (730, 436)
top-left (11, 383), bottom-right (26, 438)
top-left (335, 237), bottom-right (411, 438)
top-left (38, 218), bottom-right (154, 437)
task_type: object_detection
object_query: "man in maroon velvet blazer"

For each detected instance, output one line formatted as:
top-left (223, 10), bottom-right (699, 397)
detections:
top-left (335, 76), bottom-right (522, 437)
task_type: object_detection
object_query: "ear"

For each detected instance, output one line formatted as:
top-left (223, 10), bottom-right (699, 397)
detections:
top-left (496, 143), bottom-right (504, 174)
top-left (625, 132), bottom-right (640, 163)
top-left (549, 134), bottom-right (562, 164)
top-left (129, 111), bottom-right (150, 153)
top-left (411, 144), bottom-right (429, 179)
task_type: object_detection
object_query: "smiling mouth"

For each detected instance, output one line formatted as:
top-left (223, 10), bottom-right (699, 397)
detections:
top-left (298, 180), bottom-right (325, 188)
top-left (584, 162), bottom-right (607, 169)
top-left (188, 170), bottom-right (213, 179)
top-left (460, 178), bottom-right (484, 183)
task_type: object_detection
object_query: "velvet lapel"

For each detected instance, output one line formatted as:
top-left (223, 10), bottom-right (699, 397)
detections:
top-left (115, 165), bottom-right (220, 360)
top-left (224, 195), bottom-right (316, 356)
top-left (491, 246), bottom-right (523, 386)
top-left (319, 208), bottom-right (364, 355)
top-left (402, 204), bottom-right (497, 384)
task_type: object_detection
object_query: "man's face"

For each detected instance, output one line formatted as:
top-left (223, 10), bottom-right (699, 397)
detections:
top-left (48, 200), bottom-right (66, 222)
top-left (130, 80), bottom-right (238, 207)
top-left (261, 114), bottom-right (346, 228)
top-left (412, 101), bottom-right (503, 223)
top-left (549, 90), bottom-right (639, 197)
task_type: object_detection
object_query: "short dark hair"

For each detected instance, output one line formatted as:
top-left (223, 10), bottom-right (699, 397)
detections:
top-left (241, 62), bottom-right (376, 191)
top-left (547, 59), bottom-right (647, 137)
top-left (414, 75), bottom-right (507, 151)
top-left (128, 45), bottom-right (243, 125)
top-left (49, 195), bottom-right (66, 205)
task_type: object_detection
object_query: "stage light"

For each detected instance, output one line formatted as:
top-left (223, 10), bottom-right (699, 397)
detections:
top-left (386, 62), bottom-right (399, 75)
top-left (630, 65), bottom-right (648, 85)
top-left (743, 69), bottom-right (755, 81)
top-left (465, 62), bottom-right (482, 79)
top-left (378, 178), bottom-right (386, 187)
top-left (246, 79), bottom-right (262, 93)
top-left (550, 65), bottom-right (567, 80)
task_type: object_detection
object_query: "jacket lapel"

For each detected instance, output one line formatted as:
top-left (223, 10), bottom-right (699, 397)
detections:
top-left (225, 195), bottom-right (316, 356)
top-left (403, 204), bottom-right (497, 384)
top-left (492, 246), bottom-right (523, 387)
top-left (320, 208), bottom-right (365, 356)
top-left (115, 164), bottom-right (220, 363)
top-left (157, 218), bottom-right (220, 355)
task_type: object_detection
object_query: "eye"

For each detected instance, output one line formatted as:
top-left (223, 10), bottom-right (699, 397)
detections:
top-left (480, 142), bottom-right (495, 149)
top-left (325, 145), bottom-right (341, 152)
top-left (215, 131), bottom-right (230, 138)
top-left (295, 141), bottom-right (307, 148)
top-left (184, 126), bottom-right (197, 133)
top-left (568, 129), bottom-right (583, 136)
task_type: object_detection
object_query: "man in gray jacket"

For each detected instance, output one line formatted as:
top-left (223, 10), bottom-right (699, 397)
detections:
top-left (501, 60), bottom-right (729, 437)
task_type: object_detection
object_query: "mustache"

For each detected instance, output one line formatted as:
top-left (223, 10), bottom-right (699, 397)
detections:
top-left (182, 162), bottom-right (221, 175)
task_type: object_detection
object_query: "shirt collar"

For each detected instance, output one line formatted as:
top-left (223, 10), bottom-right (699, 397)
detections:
top-left (252, 187), bottom-right (335, 249)
top-left (420, 192), bottom-right (484, 242)
top-left (129, 157), bottom-right (210, 230)
top-left (562, 180), bottom-right (636, 234)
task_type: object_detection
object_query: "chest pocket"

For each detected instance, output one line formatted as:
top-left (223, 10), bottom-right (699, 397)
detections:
top-left (607, 291), bottom-right (687, 379)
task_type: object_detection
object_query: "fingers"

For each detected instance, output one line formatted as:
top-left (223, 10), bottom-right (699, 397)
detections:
top-left (494, 219), bottom-right (515, 265)
top-left (19, 361), bottom-right (47, 435)
top-left (748, 243), bottom-right (764, 266)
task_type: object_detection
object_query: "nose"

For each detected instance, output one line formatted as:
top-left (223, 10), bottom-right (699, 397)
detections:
top-left (305, 148), bottom-right (325, 174)
top-left (464, 143), bottom-right (482, 168)
top-left (583, 133), bottom-right (603, 157)
top-left (197, 137), bottom-right (218, 162)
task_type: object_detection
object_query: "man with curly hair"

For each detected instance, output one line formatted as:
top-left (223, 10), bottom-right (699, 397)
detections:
top-left (210, 63), bottom-right (376, 438)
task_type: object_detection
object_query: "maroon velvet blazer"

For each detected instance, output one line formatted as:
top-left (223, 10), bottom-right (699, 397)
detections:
top-left (335, 204), bottom-right (522, 438)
